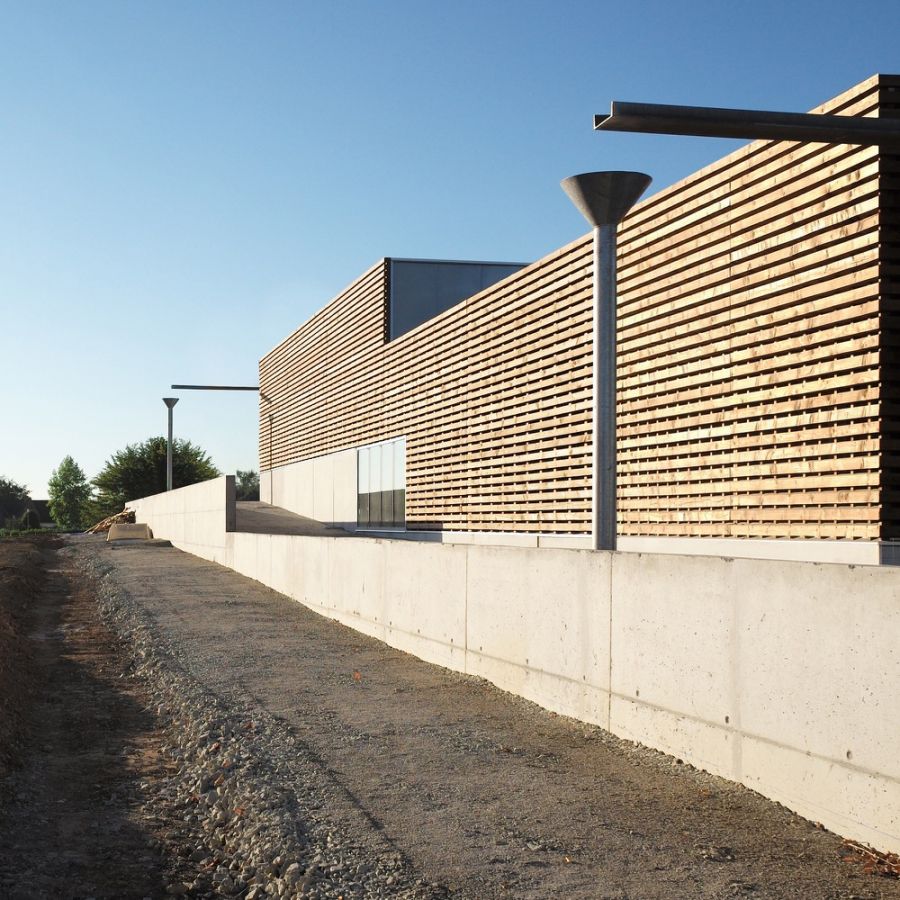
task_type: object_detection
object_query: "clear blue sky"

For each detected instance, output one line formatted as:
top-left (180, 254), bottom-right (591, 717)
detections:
top-left (1, 0), bottom-right (897, 498)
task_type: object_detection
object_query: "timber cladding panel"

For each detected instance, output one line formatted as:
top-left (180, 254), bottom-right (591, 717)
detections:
top-left (260, 75), bottom-right (898, 540)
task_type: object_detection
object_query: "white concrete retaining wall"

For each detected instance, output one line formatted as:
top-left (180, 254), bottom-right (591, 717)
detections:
top-left (132, 484), bottom-right (900, 854)
top-left (127, 476), bottom-right (235, 565)
top-left (259, 450), bottom-right (357, 528)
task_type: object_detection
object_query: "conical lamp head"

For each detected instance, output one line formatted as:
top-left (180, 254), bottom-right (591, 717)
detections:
top-left (561, 171), bottom-right (651, 227)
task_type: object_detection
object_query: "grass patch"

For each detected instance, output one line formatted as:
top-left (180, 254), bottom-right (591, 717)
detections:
top-left (0, 528), bottom-right (53, 540)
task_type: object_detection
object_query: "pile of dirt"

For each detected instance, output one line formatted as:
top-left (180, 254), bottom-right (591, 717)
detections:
top-left (0, 539), bottom-right (47, 780)
top-left (85, 508), bottom-right (135, 534)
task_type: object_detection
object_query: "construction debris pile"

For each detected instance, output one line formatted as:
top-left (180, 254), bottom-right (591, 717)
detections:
top-left (85, 509), bottom-right (135, 535)
top-left (840, 840), bottom-right (900, 879)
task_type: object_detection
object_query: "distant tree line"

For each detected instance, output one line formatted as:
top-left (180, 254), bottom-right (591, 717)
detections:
top-left (3, 437), bottom-right (259, 533)
top-left (0, 476), bottom-right (39, 531)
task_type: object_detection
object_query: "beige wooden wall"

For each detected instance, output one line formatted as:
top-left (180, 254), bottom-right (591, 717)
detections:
top-left (260, 75), bottom-right (897, 540)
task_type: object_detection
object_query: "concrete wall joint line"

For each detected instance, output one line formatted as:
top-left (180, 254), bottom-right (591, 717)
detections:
top-left (468, 649), bottom-right (611, 690)
top-left (607, 690), bottom-right (900, 787)
top-left (607, 551), bottom-right (613, 732)
top-left (730, 587), bottom-right (743, 781)
top-left (347, 617), bottom-right (459, 655)
top-left (463, 547), bottom-right (469, 674)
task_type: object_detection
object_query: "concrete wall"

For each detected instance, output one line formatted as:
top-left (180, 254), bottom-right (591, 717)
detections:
top-left (259, 449), bottom-right (357, 528)
top-left (132, 484), bottom-right (900, 855)
top-left (607, 553), bottom-right (899, 850)
top-left (127, 476), bottom-right (235, 564)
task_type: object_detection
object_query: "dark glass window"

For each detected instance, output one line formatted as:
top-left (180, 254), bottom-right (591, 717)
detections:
top-left (357, 437), bottom-right (406, 529)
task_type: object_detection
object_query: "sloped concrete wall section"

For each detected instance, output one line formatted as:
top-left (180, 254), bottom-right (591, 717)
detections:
top-left (259, 450), bottom-right (357, 529)
top-left (130, 480), bottom-right (900, 854)
top-left (128, 476), bottom-right (235, 564)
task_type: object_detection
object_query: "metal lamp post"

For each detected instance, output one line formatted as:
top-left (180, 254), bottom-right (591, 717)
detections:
top-left (162, 397), bottom-right (179, 491)
top-left (561, 172), bottom-right (651, 551)
top-left (578, 99), bottom-right (898, 552)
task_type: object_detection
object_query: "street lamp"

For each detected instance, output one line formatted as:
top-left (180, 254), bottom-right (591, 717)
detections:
top-left (162, 397), bottom-right (179, 491)
top-left (561, 172), bottom-right (651, 551)
top-left (580, 99), bottom-right (900, 549)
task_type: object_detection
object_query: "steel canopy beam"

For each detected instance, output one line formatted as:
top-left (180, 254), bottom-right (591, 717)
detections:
top-left (171, 384), bottom-right (259, 391)
top-left (594, 101), bottom-right (900, 148)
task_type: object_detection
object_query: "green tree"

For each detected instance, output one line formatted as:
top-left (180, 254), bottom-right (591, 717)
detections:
top-left (92, 437), bottom-right (220, 519)
top-left (0, 476), bottom-right (30, 528)
top-left (235, 469), bottom-right (260, 501)
top-left (48, 455), bottom-right (92, 530)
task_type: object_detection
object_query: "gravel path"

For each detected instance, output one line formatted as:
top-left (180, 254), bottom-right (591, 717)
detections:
top-left (66, 535), bottom-right (900, 900)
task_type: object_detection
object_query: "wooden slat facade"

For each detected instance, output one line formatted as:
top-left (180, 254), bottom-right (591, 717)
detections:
top-left (259, 75), bottom-right (900, 540)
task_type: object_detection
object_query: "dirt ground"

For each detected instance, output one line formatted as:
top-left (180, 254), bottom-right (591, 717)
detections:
top-left (1, 534), bottom-right (899, 899)
top-left (0, 537), bottom-right (199, 898)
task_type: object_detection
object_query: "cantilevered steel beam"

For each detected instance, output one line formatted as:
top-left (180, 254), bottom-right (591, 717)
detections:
top-left (594, 101), bottom-right (900, 148)
top-left (171, 384), bottom-right (259, 391)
